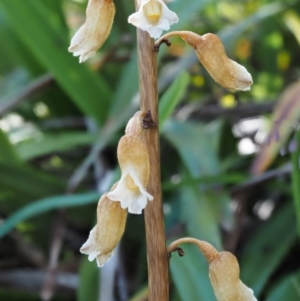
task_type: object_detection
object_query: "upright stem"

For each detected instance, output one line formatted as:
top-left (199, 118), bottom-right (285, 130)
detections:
top-left (135, 4), bottom-right (169, 301)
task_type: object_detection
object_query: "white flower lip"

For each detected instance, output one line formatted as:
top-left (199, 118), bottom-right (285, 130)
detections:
top-left (108, 167), bottom-right (153, 214)
top-left (128, 0), bottom-right (179, 39)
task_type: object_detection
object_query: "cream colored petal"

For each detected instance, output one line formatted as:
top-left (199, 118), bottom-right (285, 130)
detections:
top-left (146, 26), bottom-right (164, 39)
top-left (68, 24), bottom-right (86, 52)
top-left (80, 226), bottom-right (101, 261)
top-left (128, 193), bottom-right (148, 214)
top-left (74, 50), bottom-right (96, 64)
top-left (128, 167), bottom-right (153, 201)
top-left (107, 173), bottom-right (137, 209)
top-left (128, 14), bottom-right (153, 31)
top-left (227, 59), bottom-right (253, 91)
top-left (96, 251), bottom-right (114, 267)
top-left (108, 169), bottom-right (153, 214)
top-left (160, 0), bottom-right (179, 25)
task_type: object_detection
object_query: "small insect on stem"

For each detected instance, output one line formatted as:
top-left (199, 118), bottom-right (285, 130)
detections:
top-left (153, 39), bottom-right (172, 52)
top-left (142, 110), bottom-right (157, 129)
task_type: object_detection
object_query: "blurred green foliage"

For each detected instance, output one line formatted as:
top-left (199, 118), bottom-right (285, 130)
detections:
top-left (0, 0), bottom-right (300, 300)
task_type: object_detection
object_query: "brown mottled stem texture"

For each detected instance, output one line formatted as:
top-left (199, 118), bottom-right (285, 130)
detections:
top-left (134, 2), bottom-right (169, 301)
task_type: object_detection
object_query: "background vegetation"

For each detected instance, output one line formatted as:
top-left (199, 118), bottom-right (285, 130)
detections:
top-left (0, 0), bottom-right (300, 300)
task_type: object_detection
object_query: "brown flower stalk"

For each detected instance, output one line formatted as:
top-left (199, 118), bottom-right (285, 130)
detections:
top-left (134, 1), bottom-right (169, 300)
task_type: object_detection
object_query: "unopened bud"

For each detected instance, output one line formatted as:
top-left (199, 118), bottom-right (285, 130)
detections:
top-left (155, 31), bottom-right (253, 91)
top-left (80, 192), bottom-right (127, 267)
top-left (69, 0), bottom-right (115, 63)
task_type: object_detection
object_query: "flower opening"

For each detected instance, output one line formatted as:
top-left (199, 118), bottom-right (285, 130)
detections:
top-left (143, 1), bottom-right (162, 23)
top-left (128, 0), bottom-right (179, 39)
top-left (108, 166), bottom-right (153, 214)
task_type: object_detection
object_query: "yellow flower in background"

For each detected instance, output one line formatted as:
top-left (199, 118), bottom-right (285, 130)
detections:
top-left (68, 0), bottom-right (115, 63)
top-left (128, 0), bottom-right (179, 39)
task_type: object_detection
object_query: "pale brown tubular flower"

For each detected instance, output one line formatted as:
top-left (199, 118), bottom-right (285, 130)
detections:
top-left (68, 0), bottom-right (115, 63)
top-left (108, 111), bottom-right (153, 214)
top-left (209, 252), bottom-right (257, 301)
top-left (155, 31), bottom-right (253, 91)
top-left (80, 192), bottom-right (127, 267)
top-left (168, 238), bottom-right (258, 301)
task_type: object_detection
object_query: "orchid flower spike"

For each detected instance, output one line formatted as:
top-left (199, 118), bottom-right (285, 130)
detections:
top-left (155, 31), bottom-right (253, 91)
top-left (80, 192), bottom-right (127, 267)
top-left (128, 0), bottom-right (179, 39)
top-left (68, 0), bottom-right (115, 63)
top-left (108, 111), bottom-right (153, 214)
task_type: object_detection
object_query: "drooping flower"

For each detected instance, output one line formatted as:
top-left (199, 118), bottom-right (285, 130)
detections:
top-left (168, 238), bottom-right (258, 301)
top-left (68, 0), bottom-right (115, 63)
top-left (80, 192), bottom-right (127, 267)
top-left (128, 0), bottom-right (179, 39)
top-left (107, 111), bottom-right (153, 214)
top-left (155, 31), bottom-right (253, 91)
top-left (209, 251), bottom-right (257, 301)
top-left (108, 134), bottom-right (153, 214)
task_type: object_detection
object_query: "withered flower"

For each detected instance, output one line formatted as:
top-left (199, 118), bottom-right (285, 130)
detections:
top-left (128, 0), bottom-right (178, 39)
top-left (69, 0), bottom-right (115, 63)
top-left (155, 31), bottom-right (253, 91)
top-left (80, 192), bottom-right (127, 267)
top-left (108, 111), bottom-right (153, 214)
